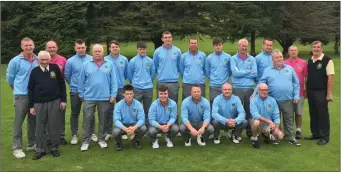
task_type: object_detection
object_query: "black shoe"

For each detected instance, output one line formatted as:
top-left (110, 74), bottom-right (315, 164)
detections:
top-left (116, 142), bottom-right (123, 151)
top-left (295, 131), bottom-right (302, 140)
top-left (246, 130), bottom-right (252, 138)
top-left (60, 138), bottom-right (67, 145)
top-left (252, 140), bottom-right (260, 149)
top-left (51, 150), bottom-right (60, 157)
top-left (32, 152), bottom-right (46, 160)
top-left (304, 135), bottom-right (320, 140)
top-left (132, 138), bottom-right (142, 149)
top-left (317, 139), bottom-right (329, 145)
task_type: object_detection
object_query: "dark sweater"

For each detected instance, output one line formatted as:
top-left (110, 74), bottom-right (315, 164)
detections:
top-left (306, 55), bottom-right (330, 90)
top-left (28, 63), bottom-right (66, 108)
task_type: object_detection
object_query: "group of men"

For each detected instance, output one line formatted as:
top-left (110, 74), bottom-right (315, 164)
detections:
top-left (6, 31), bottom-right (334, 160)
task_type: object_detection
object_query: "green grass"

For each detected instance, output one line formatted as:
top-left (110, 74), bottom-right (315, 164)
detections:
top-left (0, 39), bottom-right (339, 171)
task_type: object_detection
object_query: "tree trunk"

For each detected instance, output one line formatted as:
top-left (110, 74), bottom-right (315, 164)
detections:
top-left (106, 37), bottom-right (113, 55)
top-left (152, 37), bottom-right (163, 51)
top-left (276, 38), bottom-right (294, 57)
top-left (334, 34), bottom-right (339, 54)
top-left (250, 31), bottom-right (256, 56)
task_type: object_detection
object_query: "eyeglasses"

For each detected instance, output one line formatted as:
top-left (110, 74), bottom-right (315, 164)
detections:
top-left (259, 89), bottom-right (268, 91)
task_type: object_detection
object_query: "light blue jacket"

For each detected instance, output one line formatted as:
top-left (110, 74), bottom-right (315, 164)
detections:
top-left (153, 45), bottom-right (182, 82)
top-left (148, 98), bottom-right (177, 128)
top-left (128, 54), bottom-right (156, 89)
top-left (180, 50), bottom-right (206, 84)
top-left (114, 99), bottom-right (145, 129)
top-left (181, 96), bottom-right (211, 124)
top-left (104, 54), bottom-right (128, 89)
top-left (255, 50), bottom-right (272, 83)
top-left (230, 53), bottom-right (257, 88)
top-left (250, 94), bottom-right (280, 126)
top-left (205, 51), bottom-right (232, 88)
top-left (212, 94), bottom-right (246, 125)
top-left (6, 54), bottom-right (39, 95)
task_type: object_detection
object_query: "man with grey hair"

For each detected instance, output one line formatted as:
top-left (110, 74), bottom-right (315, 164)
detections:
top-left (230, 38), bottom-right (257, 138)
top-left (254, 49), bottom-right (300, 146)
top-left (305, 41), bottom-right (334, 145)
top-left (284, 45), bottom-right (308, 139)
top-left (28, 51), bottom-right (67, 160)
top-left (6, 37), bottom-right (39, 158)
top-left (78, 44), bottom-right (118, 151)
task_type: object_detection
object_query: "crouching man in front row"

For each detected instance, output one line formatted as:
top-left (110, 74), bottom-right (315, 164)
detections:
top-left (148, 84), bottom-right (179, 149)
top-left (112, 84), bottom-right (147, 151)
top-left (250, 83), bottom-right (284, 148)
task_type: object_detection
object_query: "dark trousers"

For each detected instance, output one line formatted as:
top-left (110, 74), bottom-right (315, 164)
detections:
top-left (307, 90), bottom-right (330, 140)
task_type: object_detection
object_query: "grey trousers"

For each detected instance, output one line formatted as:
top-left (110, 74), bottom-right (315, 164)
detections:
top-left (12, 95), bottom-right (36, 150)
top-left (209, 87), bottom-right (221, 105)
top-left (112, 124), bottom-right (147, 143)
top-left (106, 88), bottom-right (124, 135)
top-left (70, 93), bottom-right (95, 136)
top-left (182, 83), bottom-right (206, 100)
top-left (232, 88), bottom-right (253, 135)
top-left (134, 88), bottom-right (153, 124)
top-left (277, 100), bottom-right (295, 141)
top-left (34, 99), bottom-right (61, 153)
top-left (47, 109), bottom-right (65, 140)
top-left (82, 101), bottom-right (110, 144)
top-left (148, 124), bottom-right (179, 143)
top-left (211, 119), bottom-right (248, 138)
top-left (179, 122), bottom-right (214, 142)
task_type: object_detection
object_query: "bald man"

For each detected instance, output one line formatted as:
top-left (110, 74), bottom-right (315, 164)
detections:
top-left (250, 83), bottom-right (284, 148)
top-left (45, 40), bottom-right (68, 145)
top-left (78, 44), bottom-right (118, 151)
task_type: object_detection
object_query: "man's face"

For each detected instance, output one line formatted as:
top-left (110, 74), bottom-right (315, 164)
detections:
top-left (258, 85), bottom-right (269, 98)
top-left (158, 90), bottom-right (168, 102)
top-left (109, 43), bottom-right (120, 55)
top-left (288, 47), bottom-right (298, 58)
top-left (189, 39), bottom-right (198, 51)
top-left (191, 86), bottom-right (201, 100)
top-left (39, 55), bottom-right (50, 68)
top-left (214, 43), bottom-right (223, 53)
top-left (221, 84), bottom-right (232, 98)
top-left (124, 90), bottom-right (134, 102)
top-left (46, 41), bottom-right (58, 57)
top-left (162, 34), bottom-right (173, 46)
top-left (137, 48), bottom-right (147, 56)
top-left (262, 40), bottom-right (273, 53)
top-left (272, 53), bottom-right (284, 67)
top-left (21, 40), bottom-right (35, 55)
top-left (75, 43), bottom-right (87, 56)
top-left (92, 46), bottom-right (103, 60)
top-left (238, 41), bottom-right (248, 54)
top-left (312, 43), bottom-right (323, 56)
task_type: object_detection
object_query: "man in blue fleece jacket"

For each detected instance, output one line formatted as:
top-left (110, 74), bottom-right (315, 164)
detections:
top-left (128, 41), bottom-right (156, 125)
top-left (112, 84), bottom-right (147, 151)
top-left (78, 44), bottom-right (118, 151)
top-left (148, 84), bottom-right (179, 149)
top-left (250, 83), bottom-right (284, 148)
top-left (254, 49), bottom-right (300, 146)
top-left (211, 83), bottom-right (247, 144)
top-left (179, 85), bottom-right (214, 146)
top-left (255, 38), bottom-right (273, 83)
top-left (205, 37), bottom-right (232, 105)
top-left (230, 38), bottom-right (257, 138)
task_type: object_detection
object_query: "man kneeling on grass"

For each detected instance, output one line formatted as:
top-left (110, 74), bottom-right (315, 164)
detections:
top-left (148, 84), bottom-right (179, 149)
top-left (112, 84), bottom-right (147, 151)
top-left (250, 83), bottom-right (284, 148)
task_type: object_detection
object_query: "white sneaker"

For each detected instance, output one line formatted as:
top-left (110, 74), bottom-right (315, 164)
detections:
top-left (81, 143), bottom-right (89, 151)
top-left (237, 136), bottom-right (242, 141)
top-left (71, 135), bottom-right (78, 145)
top-left (157, 133), bottom-right (162, 138)
top-left (122, 135), bottom-right (128, 140)
top-left (165, 137), bottom-right (173, 148)
top-left (129, 134), bottom-right (135, 140)
top-left (105, 134), bottom-right (112, 141)
top-left (152, 139), bottom-right (159, 149)
top-left (197, 134), bottom-right (206, 146)
top-left (208, 134), bottom-right (214, 140)
top-left (27, 144), bottom-right (36, 151)
top-left (98, 141), bottom-right (108, 148)
top-left (231, 134), bottom-right (239, 144)
top-left (13, 149), bottom-right (26, 158)
top-left (214, 137), bottom-right (220, 144)
top-left (185, 138), bottom-right (192, 147)
top-left (176, 132), bottom-right (182, 137)
top-left (91, 134), bottom-right (98, 142)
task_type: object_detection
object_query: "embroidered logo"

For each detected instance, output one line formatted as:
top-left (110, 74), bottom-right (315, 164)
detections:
top-left (104, 65), bottom-right (109, 71)
top-left (58, 64), bottom-right (63, 67)
top-left (224, 59), bottom-right (227, 64)
top-left (284, 69), bottom-right (290, 75)
top-left (267, 104), bottom-right (272, 110)
top-left (50, 71), bottom-right (56, 78)
top-left (167, 107), bottom-right (172, 112)
top-left (200, 105), bottom-right (204, 110)
top-left (247, 59), bottom-right (252, 64)
top-left (317, 63), bottom-right (322, 69)
top-left (173, 52), bottom-right (177, 56)
top-left (232, 103), bottom-right (236, 108)
top-left (119, 61), bottom-right (124, 66)
top-left (132, 108), bottom-right (137, 115)
top-left (146, 63), bottom-right (150, 67)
